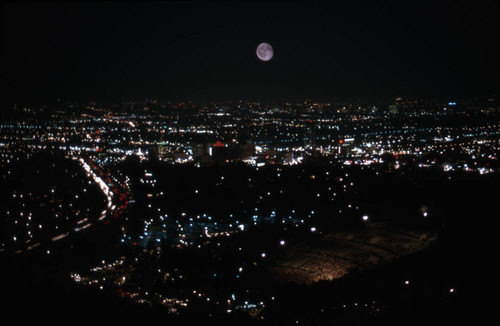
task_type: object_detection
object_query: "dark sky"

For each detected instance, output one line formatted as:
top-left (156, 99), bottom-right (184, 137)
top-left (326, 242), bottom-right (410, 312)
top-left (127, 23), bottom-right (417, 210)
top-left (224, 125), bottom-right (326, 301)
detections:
top-left (1, 0), bottom-right (499, 103)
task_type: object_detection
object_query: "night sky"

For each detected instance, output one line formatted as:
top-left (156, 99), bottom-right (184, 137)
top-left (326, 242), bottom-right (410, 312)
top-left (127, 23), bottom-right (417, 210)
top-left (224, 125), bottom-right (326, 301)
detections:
top-left (1, 1), bottom-right (499, 103)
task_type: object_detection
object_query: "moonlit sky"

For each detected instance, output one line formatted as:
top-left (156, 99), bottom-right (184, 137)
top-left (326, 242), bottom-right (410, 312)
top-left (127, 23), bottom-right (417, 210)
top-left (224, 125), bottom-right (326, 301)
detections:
top-left (1, 1), bottom-right (499, 103)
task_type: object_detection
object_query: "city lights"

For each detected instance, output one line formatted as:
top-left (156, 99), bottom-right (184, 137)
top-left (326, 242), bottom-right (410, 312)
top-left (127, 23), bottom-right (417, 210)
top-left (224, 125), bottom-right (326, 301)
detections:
top-left (1, 97), bottom-right (496, 324)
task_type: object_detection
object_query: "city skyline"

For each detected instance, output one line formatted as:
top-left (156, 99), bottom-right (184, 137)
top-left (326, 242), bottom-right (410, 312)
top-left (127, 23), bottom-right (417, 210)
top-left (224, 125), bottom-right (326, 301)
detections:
top-left (1, 2), bottom-right (498, 325)
top-left (1, 96), bottom-right (497, 325)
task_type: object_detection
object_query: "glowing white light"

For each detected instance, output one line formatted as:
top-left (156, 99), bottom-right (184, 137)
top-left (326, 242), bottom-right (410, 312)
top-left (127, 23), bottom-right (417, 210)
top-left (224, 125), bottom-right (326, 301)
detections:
top-left (256, 42), bottom-right (273, 61)
top-left (362, 215), bottom-right (369, 221)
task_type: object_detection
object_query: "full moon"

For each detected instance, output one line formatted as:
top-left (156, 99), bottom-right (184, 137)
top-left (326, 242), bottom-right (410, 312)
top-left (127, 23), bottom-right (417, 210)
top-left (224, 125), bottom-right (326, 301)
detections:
top-left (256, 42), bottom-right (273, 61)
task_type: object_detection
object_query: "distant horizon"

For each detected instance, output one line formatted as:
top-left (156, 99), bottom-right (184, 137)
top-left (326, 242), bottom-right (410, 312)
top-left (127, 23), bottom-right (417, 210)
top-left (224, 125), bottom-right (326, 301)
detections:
top-left (3, 92), bottom-right (498, 106)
